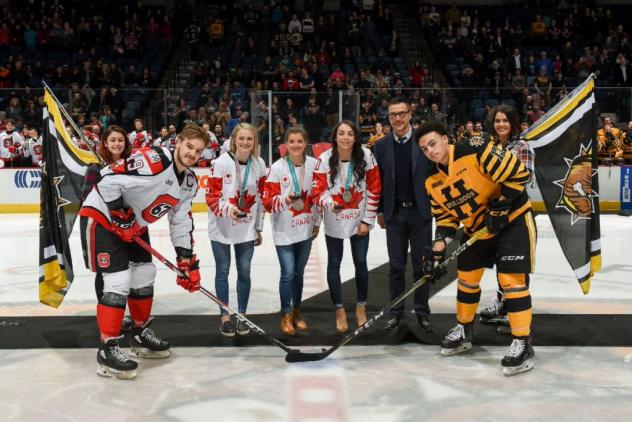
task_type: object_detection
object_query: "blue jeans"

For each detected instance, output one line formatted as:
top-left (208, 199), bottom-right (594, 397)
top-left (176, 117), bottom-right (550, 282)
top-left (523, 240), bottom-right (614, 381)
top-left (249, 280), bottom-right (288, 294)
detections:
top-left (275, 238), bottom-right (313, 314)
top-left (211, 240), bottom-right (255, 315)
top-left (325, 234), bottom-right (369, 308)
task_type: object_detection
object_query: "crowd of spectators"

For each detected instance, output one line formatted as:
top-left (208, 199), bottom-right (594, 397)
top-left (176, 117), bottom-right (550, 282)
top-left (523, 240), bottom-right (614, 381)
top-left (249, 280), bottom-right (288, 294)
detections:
top-left (0, 0), bottom-right (187, 137)
top-left (419, 1), bottom-right (632, 125)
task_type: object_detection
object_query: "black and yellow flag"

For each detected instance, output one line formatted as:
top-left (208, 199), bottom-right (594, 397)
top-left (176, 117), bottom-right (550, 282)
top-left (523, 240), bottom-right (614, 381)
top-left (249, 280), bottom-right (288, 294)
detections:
top-left (522, 74), bottom-right (601, 294)
top-left (39, 87), bottom-right (100, 307)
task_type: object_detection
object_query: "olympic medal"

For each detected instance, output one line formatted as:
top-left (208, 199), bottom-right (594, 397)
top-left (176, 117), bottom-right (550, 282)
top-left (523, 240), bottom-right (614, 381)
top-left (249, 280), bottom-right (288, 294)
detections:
top-left (293, 198), bottom-right (304, 211)
top-left (238, 197), bottom-right (246, 209)
top-left (342, 190), bottom-right (352, 203)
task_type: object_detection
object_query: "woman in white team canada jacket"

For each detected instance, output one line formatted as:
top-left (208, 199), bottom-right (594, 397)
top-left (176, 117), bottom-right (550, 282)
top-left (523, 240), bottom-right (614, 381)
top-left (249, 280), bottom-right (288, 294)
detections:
top-left (312, 120), bottom-right (382, 333)
top-left (206, 123), bottom-right (266, 337)
top-left (263, 126), bottom-right (321, 336)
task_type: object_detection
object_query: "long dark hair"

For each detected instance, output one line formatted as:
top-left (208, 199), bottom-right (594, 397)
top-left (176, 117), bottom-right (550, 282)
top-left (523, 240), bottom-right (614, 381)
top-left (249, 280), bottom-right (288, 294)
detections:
top-left (328, 120), bottom-right (366, 187)
top-left (97, 125), bottom-right (132, 165)
top-left (485, 104), bottom-right (521, 142)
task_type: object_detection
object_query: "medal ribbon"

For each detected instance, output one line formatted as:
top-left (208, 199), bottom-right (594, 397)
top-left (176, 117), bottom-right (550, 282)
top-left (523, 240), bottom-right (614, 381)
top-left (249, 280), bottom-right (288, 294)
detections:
top-left (341, 160), bottom-right (354, 192)
top-left (285, 156), bottom-right (305, 197)
top-left (233, 153), bottom-right (252, 199)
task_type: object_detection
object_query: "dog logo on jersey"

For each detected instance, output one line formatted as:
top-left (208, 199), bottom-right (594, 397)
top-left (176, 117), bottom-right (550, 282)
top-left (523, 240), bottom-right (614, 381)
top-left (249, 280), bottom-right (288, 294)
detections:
top-left (280, 175), bottom-right (290, 187)
top-left (553, 142), bottom-right (598, 225)
top-left (224, 171), bottom-right (233, 184)
top-left (97, 253), bottom-right (110, 268)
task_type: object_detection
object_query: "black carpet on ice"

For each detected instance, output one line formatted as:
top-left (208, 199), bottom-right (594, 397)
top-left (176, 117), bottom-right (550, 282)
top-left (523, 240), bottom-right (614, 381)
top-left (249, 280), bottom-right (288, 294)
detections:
top-left (2, 256), bottom-right (632, 349)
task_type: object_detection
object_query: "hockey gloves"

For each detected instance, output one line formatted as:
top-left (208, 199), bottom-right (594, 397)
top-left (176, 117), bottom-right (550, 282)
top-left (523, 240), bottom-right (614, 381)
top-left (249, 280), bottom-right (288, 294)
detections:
top-left (422, 245), bottom-right (447, 283)
top-left (485, 198), bottom-right (512, 234)
top-left (176, 255), bottom-right (201, 292)
top-left (109, 208), bottom-right (142, 243)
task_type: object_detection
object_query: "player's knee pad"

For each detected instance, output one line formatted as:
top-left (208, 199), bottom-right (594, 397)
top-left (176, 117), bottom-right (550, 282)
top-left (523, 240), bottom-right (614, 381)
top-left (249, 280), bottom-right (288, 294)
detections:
top-left (129, 261), bottom-right (156, 290)
top-left (102, 269), bottom-right (132, 297)
top-left (129, 285), bottom-right (154, 299)
top-left (99, 291), bottom-right (127, 308)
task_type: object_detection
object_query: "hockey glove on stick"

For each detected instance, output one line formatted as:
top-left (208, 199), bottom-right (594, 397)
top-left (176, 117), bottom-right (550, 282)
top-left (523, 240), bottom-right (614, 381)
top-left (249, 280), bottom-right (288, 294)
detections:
top-left (485, 198), bottom-right (511, 234)
top-left (176, 254), bottom-right (201, 292)
top-left (109, 208), bottom-right (142, 242)
top-left (422, 243), bottom-right (447, 283)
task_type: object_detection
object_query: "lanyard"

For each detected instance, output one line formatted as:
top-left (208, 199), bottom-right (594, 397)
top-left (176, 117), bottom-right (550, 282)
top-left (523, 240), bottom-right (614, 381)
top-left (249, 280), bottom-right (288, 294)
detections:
top-left (340, 160), bottom-right (354, 190)
top-left (233, 153), bottom-right (252, 196)
top-left (285, 156), bottom-right (305, 196)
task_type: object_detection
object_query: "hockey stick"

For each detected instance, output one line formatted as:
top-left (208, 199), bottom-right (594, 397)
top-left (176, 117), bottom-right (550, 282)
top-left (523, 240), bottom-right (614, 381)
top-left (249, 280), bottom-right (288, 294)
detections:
top-left (285, 226), bottom-right (489, 363)
top-left (131, 236), bottom-right (301, 355)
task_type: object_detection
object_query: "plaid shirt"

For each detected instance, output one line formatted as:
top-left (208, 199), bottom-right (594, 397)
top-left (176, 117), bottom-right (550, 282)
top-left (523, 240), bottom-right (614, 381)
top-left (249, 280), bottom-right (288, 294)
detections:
top-left (503, 137), bottom-right (535, 183)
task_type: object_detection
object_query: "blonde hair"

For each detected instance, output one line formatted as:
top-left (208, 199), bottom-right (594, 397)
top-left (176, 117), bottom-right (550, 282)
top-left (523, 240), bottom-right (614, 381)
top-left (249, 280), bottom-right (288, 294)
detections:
top-left (230, 122), bottom-right (260, 158)
top-left (283, 125), bottom-right (309, 160)
top-left (178, 122), bottom-right (210, 147)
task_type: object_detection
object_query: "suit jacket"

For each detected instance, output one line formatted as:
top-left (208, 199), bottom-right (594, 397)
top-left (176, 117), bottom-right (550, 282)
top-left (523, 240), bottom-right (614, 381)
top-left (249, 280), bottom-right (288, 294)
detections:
top-left (373, 132), bottom-right (432, 222)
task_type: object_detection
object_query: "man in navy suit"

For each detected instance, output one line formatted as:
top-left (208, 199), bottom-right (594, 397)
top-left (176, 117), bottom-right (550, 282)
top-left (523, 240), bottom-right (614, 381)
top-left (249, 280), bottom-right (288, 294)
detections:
top-left (373, 98), bottom-right (434, 332)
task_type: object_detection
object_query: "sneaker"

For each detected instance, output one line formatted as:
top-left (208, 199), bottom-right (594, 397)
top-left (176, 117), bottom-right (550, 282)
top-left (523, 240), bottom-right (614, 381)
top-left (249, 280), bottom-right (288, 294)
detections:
top-left (440, 323), bottom-right (473, 356)
top-left (96, 336), bottom-right (138, 379)
top-left (480, 298), bottom-right (508, 325)
top-left (219, 318), bottom-right (235, 337)
top-left (129, 318), bottom-right (171, 359)
top-left (501, 336), bottom-right (535, 376)
top-left (236, 318), bottom-right (250, 335)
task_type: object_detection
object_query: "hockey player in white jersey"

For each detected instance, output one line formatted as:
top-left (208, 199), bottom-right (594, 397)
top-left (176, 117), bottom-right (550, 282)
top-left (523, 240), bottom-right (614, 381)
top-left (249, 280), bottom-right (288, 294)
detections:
top-left (79, 123), bottom-right (209, 379)
top-left (23, 127), bottom-right (43, 167)
top-left (0, 119), bottom-right (26, 167)
top-left (312, 120), bottom-right (381, 333)
top-left (205, 122), bottom-right (266, 337)
top-left (263, 126), bottom-right (321, 336)
top-left (129, 118), bottom-right (152, 149)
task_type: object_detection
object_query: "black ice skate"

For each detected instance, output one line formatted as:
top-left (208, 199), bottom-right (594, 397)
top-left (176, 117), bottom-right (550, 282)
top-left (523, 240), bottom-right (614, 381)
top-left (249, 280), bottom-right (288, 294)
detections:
top-left (440, 323), bottom-right (473, 356)
top-left (501, 336), bottom-right (535, 376)
top-left (129, 318), bottom-right (171, 358)
top-left (97, 336), bottom-right (138, 380)
top-left (480, 298), bottom-right (509, 326)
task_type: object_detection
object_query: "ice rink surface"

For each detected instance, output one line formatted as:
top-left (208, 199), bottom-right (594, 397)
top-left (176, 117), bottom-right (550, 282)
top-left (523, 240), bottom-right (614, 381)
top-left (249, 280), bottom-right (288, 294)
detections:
top-left (1, 212), bottom-right (631, 421)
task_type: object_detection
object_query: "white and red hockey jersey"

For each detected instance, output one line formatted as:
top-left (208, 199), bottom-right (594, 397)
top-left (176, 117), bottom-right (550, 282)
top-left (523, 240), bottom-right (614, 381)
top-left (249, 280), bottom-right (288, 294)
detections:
top-left (263, 156), bottom-right (322, 246)
top-left (79, 146), bottom-right (198, 251)
top-left (0, 130), bottom-right (26, 163)
top-left (153, 135), bottom-right (177, 150)
top-left (24, 136), bottom-right (43, 166)
top-left (312, 147), bottom-right (381, 239)
top-left (129, 130), bottom-right (152, 149)
top-left (198, 132), bottom-right (220, 167)
top-left (206, 152), bottom-right (266, 244)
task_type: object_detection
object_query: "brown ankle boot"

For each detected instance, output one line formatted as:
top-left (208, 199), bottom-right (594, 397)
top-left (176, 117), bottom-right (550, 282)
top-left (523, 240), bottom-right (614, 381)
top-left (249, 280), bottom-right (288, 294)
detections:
top-left (292, 309), bottom-right (308, 331)
top-left (335, 308), bottom-right (348, 333)
top-left (280, 313), bottom-right (296, 336)
top-left (355, 305), bottom-right (367, 327)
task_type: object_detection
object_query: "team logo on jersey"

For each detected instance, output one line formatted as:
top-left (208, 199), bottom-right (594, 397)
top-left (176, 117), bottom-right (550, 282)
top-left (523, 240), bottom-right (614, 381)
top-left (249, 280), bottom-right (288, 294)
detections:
top-left (553, 142), bottom-right (598, 225)
top-left (142, 194), bottom-right (179, 223)
top-left (97, 253), bottom-right (110, 268)
top-left (280, 175), bottom-right (290, 187)
top-left (145, 149), bottom-right (161, 163)
top-left (469, 136), bottom-right (485, 147)
top-left (224, 171), bottom-right (233, 184)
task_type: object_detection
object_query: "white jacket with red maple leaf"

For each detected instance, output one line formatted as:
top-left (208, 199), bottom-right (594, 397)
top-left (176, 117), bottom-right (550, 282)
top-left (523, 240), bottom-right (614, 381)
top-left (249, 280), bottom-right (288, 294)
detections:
top-left (206, 152), bottom-right (266, 244)
top-left (263, 156), bottom-right (322, 246)
top-left (312, 147), bottom-right (381, 239)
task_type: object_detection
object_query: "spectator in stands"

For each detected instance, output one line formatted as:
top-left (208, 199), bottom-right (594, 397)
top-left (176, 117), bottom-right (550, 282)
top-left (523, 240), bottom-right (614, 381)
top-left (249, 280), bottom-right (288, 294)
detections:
top-left (622, 121), bottom-right (632, 165)
top-left (366, 122), bottom-right (384, 151)
top-left (429, 103), bottom-right (447, 127)
top-left (534, 67), bottom-right (552, 108)
top-left (358, 101), bottom-right (378, 142)
top-left (302, 102), bottom-right (326, 143)
top-left (530, 15), bottom-right (547, 43)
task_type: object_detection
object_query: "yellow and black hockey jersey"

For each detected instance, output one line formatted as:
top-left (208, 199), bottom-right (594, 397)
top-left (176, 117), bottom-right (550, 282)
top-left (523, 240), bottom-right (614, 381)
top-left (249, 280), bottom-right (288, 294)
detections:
top-left (425, 139), bottom-right (531, 240)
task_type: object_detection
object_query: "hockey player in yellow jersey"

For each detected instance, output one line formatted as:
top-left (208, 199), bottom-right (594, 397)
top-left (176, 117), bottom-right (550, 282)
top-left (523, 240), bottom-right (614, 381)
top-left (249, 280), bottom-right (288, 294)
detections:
top-left (415, 120), bottom-right (537, 376)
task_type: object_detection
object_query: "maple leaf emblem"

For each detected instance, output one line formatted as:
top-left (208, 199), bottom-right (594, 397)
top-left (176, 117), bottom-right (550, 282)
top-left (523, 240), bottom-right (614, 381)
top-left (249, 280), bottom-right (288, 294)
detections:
top-left (332, 186), bottom-right (363, 210)
top-left (290, 189), bottom-right (313, 217)
top-left (230, 190), bottom-right (257, 212)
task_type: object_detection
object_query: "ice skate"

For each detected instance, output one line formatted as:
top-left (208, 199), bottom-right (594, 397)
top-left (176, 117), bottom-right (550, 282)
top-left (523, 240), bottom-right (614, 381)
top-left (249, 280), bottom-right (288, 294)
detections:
top-left (501, 336), bottom-right (535, 376)
top-left (97, 336), bottom-right (138, 380)
top-left (440, 323), bottom-right (473, 356)
top-left (129, 318), bottom-right (171, 359)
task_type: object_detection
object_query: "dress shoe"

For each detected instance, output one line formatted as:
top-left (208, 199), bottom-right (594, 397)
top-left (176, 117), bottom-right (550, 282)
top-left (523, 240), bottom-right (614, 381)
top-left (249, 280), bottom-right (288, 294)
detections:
top-left (417, 315), bottom-right (434, 332)
top-left (384, 315), bottom-right (400, 330)
top-left (281, 313), bottom-right (296, 336)
top-left (292, 309), bottom-right (308, 331)
top-left (355, 305), bottom-right (367, 327)
top-left (335, 308), bottom-right (348, 333)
